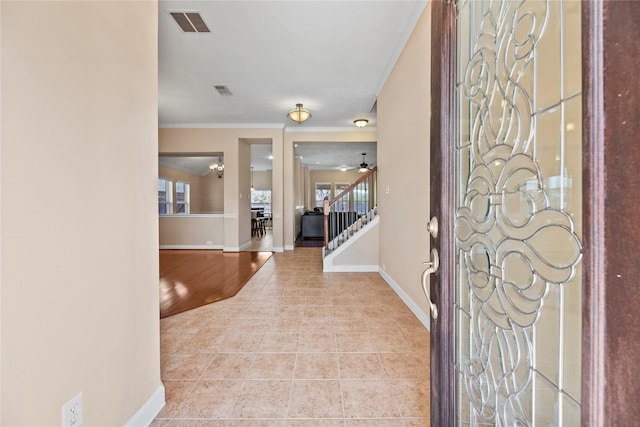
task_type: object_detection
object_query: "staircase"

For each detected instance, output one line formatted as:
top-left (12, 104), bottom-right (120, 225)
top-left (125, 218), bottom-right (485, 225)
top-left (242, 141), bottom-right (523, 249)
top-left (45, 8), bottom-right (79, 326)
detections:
top-left (322, 167), bottom-right (378, 271)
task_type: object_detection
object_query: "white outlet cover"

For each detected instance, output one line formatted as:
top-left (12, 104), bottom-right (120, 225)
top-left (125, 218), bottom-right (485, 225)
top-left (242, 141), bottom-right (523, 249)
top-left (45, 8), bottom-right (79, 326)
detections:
top-left (62, 392), bottom-right (83, 427)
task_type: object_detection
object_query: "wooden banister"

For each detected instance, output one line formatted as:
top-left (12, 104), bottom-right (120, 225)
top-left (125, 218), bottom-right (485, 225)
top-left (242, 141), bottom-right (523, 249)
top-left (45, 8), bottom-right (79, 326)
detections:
top-left (323, 167), bottom-right (377, 252)
top-left (328, 166), bottom-right (377, 208)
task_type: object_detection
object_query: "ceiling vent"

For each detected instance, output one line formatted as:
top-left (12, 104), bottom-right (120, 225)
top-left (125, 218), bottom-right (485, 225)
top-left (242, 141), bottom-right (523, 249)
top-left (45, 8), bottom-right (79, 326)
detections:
top-left (213, 85), bottom-right (233, 96)
top-left (169, 11), bottom-right (211, 33)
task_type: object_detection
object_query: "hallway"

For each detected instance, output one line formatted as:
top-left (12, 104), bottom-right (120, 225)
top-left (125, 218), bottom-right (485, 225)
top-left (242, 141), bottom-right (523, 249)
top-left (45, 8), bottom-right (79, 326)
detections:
top-left (153, 247), bottom-right (430, 425)
top-left (246, 229), bottom-right (273, 252)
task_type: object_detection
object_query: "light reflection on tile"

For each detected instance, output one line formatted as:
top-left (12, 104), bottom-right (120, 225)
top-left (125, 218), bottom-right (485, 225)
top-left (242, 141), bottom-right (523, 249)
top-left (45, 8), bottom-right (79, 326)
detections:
top-left (155, 248), bottom-right (430, 424)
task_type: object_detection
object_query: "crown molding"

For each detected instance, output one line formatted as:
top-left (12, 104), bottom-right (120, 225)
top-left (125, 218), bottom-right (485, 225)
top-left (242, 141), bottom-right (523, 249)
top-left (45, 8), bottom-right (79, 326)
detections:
top-left (159, 123), bottom-right (286, 129)
top-left (284, 126), bottom-right (378, 133)
top-left (159, 123), bottom-right (378, 132)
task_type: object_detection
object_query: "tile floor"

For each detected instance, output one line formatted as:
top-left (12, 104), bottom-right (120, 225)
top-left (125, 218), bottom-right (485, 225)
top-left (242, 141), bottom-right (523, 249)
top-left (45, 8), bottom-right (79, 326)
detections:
top-left (152, 247), bottom-right (430, 426)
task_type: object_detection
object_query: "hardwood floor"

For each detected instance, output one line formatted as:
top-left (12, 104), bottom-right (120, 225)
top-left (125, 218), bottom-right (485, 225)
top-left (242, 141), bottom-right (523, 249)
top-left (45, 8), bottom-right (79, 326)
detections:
top-left (160, 250), bottom-right (273, 318)
top-left (246, 229), bottom-right (273, 252)
top-left (295, 237), bottom-right (324, 247)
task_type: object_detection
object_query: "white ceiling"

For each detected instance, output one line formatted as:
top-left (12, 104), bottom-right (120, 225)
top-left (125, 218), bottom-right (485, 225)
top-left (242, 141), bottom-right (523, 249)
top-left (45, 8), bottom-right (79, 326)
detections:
top-left (158, 0), bottom-right (426, 170)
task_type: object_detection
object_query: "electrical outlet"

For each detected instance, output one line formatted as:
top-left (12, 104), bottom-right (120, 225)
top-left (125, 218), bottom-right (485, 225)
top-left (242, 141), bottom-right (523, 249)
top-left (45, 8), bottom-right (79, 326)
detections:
top-left (62, 392), bottom-right (83, 427)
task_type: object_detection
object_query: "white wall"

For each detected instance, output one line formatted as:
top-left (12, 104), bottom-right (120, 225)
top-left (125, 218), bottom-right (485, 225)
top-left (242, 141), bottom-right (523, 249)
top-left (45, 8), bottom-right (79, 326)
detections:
top-left (377, 4), bottom-right (432, 328)
top-left (323, 218), bottom-right (380, 272)
top-left (1, 1), bottom-right (162, 424)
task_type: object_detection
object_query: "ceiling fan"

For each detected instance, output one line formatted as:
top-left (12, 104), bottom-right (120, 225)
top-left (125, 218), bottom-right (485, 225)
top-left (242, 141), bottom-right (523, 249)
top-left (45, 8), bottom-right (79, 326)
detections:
top-left (339, 152), bottom-right (374, 172)
top-left (358, 152), bottom-right (372, 172)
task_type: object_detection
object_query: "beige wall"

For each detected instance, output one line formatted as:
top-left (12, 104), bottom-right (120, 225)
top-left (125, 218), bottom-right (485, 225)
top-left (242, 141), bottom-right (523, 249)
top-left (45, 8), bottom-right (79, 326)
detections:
top-left (1, 1), bottom-right (161, 425)
top-left (294, 157), bottom-right (303, 208)
top-left (159, 128), bottom-right (285, 251)
top-left (377, 4), bottom-right (432, 326)
top-left (159, 216), bottom-right (224, 247)
top-left (238, 141), bottom-right (252, 247)
top-left (201, 172), bottom-right (225, 212)
top-left (303, 166), bottom-right (311, 210)
top-left (253, 170), bottom-right (272, 191)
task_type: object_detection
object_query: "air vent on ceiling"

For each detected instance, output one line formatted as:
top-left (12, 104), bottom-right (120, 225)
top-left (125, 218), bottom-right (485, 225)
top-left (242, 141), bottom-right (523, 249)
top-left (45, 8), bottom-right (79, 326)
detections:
top-left (169, 11), bottom-right (211, 33)
top-left (213, 85), bottom-right (233, 96)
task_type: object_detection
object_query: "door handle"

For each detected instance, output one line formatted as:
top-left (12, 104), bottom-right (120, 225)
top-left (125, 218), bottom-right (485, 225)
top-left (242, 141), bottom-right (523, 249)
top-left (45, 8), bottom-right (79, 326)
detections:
top-left (426, 216), bottom-right (438, 239)
top-left (421, 248), bottom-right (439, 320)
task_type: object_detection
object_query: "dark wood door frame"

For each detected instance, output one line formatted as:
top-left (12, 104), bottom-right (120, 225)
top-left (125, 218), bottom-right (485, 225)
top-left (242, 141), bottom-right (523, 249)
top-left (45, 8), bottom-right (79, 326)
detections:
top-left (429, 0), bottom-right (456, 425)
top-left (429, 0), bottom-right (640, 425)
top-left (582, 1), bottom-right (640, 424)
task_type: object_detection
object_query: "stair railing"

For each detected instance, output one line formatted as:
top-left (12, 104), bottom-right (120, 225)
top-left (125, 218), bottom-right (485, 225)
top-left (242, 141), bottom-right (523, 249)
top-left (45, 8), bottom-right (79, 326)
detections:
top-left (323, 166), bottom-right (378, 252)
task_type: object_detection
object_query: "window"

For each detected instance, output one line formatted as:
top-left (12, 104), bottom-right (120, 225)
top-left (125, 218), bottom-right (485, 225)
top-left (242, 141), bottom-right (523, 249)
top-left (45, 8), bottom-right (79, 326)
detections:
top-left (158, 178), bottom-right (173, 214)
top-left (251, 190), bottom-right (272, 213)
top-left (175, 181), bottom-right (190, 214)
top-left (334, 183), bottom-right (350, 212)
top-left (353, 185), bottom-right (369, 214)
top-left (315, 183), bottom-right (331, 208)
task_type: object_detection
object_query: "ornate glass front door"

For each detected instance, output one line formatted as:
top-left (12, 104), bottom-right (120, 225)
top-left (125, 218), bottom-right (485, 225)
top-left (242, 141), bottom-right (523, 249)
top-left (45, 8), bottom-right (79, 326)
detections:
top-left (453, 1), bottom-right (582, 424)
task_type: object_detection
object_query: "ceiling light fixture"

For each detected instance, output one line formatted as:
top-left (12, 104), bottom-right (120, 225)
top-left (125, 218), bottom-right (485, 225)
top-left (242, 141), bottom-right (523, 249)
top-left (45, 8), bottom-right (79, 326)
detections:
top-left (354, 119), bottom-right (369, 128)
top-left (209, 156), bottom-right (224, 178)
top-left (288, 103), bottom-right (311, 124)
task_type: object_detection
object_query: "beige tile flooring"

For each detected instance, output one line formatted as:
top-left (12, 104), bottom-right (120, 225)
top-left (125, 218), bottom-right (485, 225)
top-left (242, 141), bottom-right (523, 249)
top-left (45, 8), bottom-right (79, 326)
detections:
top-left (152, 247), bottom-right (430, 426)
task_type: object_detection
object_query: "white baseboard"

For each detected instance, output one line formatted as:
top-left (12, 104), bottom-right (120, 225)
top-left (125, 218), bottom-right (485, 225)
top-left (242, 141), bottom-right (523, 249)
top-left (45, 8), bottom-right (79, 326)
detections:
top-left (378, 267), bottom-right (431, 331)
top-left (124, 384), bottom-right (165, 427)
top-left (272, 246), bottom-right (284, 253)
top-left (284, 244), bottom-right (295, 251)
top-left (323, 264), bottom-right (379, 272)
top-left (224, 241), bottom-right (252, 252)
top-left (159, 244), bottom-right (223, 250)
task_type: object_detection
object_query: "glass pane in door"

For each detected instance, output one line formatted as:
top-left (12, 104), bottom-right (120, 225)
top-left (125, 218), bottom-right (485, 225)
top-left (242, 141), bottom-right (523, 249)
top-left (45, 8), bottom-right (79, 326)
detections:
top-left (454, 1), bottom-right (582, 425)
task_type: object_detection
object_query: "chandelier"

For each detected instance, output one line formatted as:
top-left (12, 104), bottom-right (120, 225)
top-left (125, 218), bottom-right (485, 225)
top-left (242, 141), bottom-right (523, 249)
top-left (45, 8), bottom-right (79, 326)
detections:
top-left (209, 156), bottom-right (224, 178)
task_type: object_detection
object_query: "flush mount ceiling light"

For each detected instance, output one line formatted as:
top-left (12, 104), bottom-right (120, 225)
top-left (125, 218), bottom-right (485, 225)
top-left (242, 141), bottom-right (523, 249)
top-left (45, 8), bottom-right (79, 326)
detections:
top-left (209, 156), bottom-right (224, 178)
top-left (354, 119), bottom-right (369, 128)
top-left (287, 103), bottom-right (311, 124)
